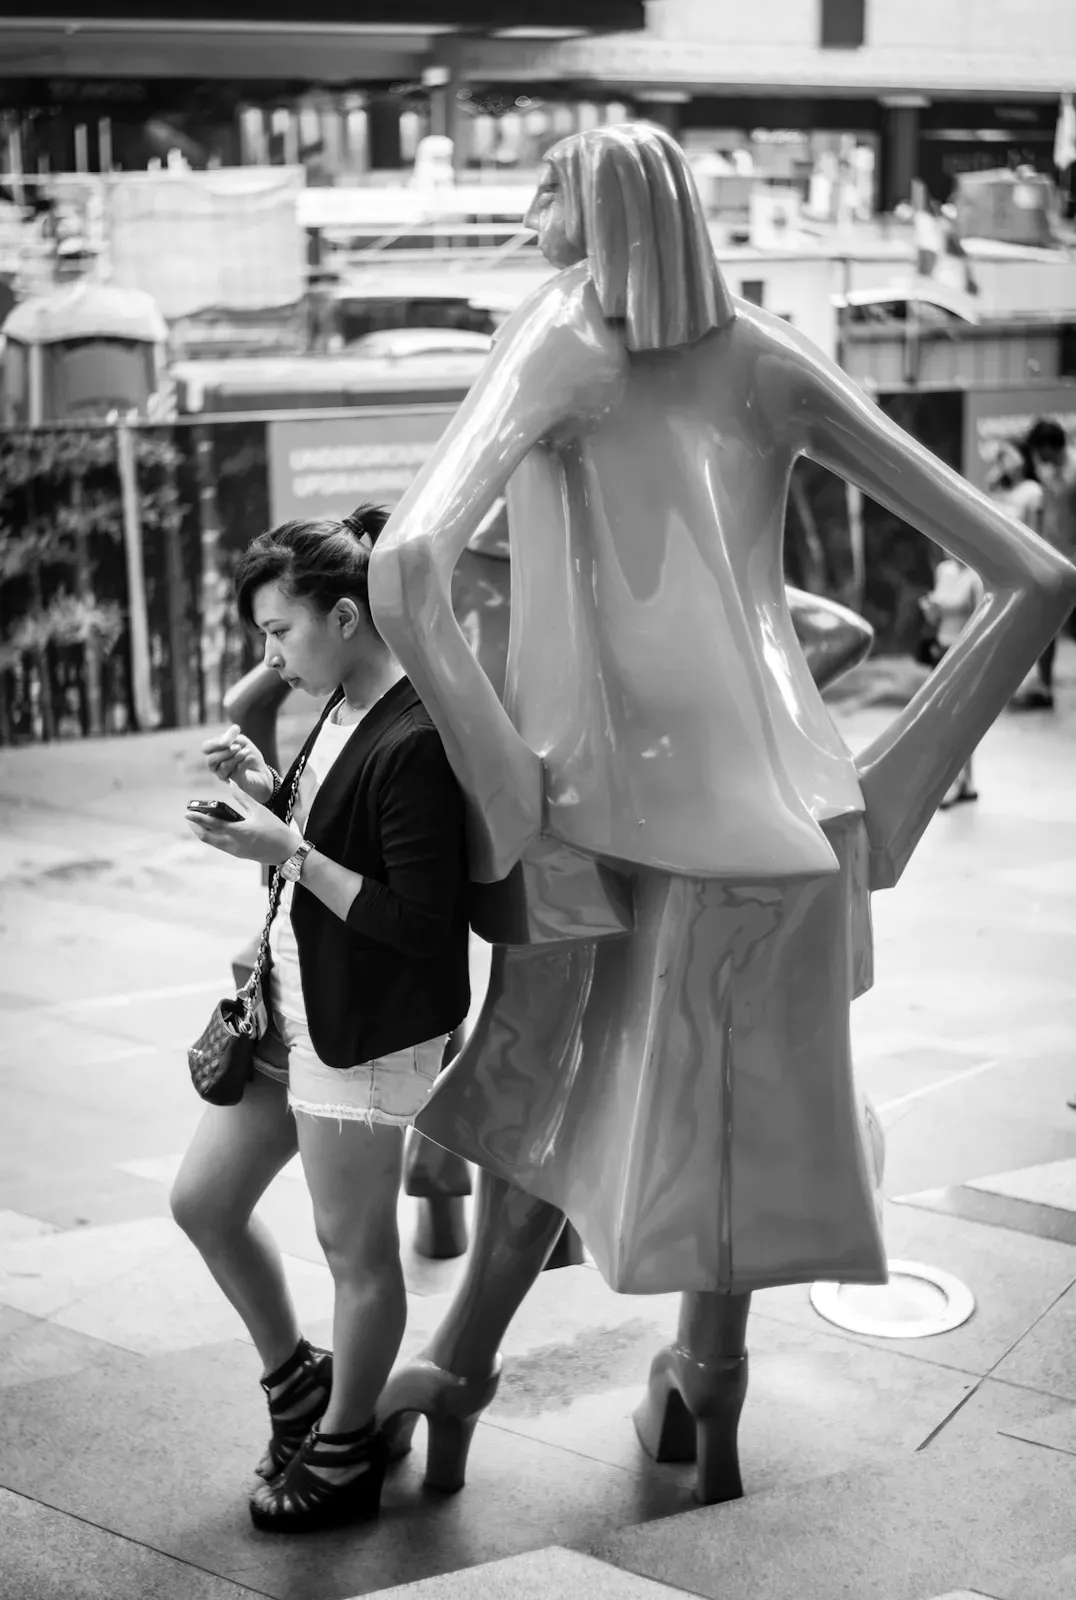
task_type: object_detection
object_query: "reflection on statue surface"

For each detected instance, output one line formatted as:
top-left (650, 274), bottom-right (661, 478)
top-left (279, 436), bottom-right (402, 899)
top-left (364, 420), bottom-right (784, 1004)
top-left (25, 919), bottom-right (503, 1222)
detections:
top-left (368, 124), bottom-right (1076, 1504)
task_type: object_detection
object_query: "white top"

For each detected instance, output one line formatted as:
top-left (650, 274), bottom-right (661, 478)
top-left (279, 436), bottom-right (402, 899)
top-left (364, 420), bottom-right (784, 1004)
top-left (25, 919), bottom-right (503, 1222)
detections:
top-left (929, 559), bottom-right (984, 649)
top-left (267, 708), bottom-right (360, 1061)
top-left (992, 478), bottom-right (1043, 533)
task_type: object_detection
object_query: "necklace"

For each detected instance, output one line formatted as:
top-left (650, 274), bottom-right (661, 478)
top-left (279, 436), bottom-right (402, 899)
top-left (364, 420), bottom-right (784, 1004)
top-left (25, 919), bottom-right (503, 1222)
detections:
top-left (330, 697), bottom-right (364, 727)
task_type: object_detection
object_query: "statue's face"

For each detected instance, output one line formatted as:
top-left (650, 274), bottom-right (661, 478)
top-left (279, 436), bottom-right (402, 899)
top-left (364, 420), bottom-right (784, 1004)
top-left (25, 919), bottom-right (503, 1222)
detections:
top-left (524, 163), bottom-right (586, 269)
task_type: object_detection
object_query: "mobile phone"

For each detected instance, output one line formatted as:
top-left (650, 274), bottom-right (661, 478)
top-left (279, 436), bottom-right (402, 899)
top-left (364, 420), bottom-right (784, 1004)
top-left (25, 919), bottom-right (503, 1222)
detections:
top-left (187, 798), bottom-right (243, 823)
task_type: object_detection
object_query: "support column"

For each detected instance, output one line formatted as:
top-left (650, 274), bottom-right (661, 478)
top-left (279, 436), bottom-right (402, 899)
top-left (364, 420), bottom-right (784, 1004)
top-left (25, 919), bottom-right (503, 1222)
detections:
top-left (881, 101), bottom-right (921, 212)
top-left (425, 43), bottom-right (465, 170)
top-left (635, 92), bottom-right (686, 141)
top-left (367, 95), bottom-right (403, 171)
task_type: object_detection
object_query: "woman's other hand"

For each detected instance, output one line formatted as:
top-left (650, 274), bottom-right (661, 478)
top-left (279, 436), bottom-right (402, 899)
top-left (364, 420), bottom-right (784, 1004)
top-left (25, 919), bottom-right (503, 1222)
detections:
top-left (201, 724), bottom-right (275, 804)
top-left (187, 788), bottom-right (301, 867)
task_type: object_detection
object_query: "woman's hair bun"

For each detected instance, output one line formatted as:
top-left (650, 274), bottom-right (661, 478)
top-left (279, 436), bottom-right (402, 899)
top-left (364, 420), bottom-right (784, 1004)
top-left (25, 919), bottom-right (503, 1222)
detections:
top-left (341, 504), bottom-right (389, 546)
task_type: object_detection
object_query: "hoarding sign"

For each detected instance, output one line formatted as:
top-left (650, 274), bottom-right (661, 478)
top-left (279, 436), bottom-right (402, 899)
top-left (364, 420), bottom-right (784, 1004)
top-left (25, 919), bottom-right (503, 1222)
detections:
top-left (267, 410), bottom-right (453, 525)
top-left (963, 385), bottom-right (1076, 493)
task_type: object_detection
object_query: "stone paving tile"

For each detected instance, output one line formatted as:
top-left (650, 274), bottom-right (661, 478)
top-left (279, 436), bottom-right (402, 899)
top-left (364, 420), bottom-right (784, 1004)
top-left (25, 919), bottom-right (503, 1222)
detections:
top-left (0, 1209), bottom-right (62, 1244)
top-left (968, 1158), bottom-right (1076, 1210)
top-left (0, 1486), bottom-right (272, 1600)
top-left (754, 1201), bottom-right (1076, 1379)
top-left (0, 1215), bottom-right (336, 1355)
top-left (916, 1375), bottom-right (1071, 1462)
top-left (876, 1099), bottom-right (1076, 1205)
top-left (0, 1163), bottom-right (178, 1232)
top-left (588, 1434), bottom-right (1075, 1600)
top-left (0, 1338), bottom-right (686, 1600)
top-left (998, 1399), bottom-right (1076, 1456)
top-left (361, 1547), bottom-right (700, 1600)
top-left (484, 1296), bottom-right (973, 1495)
top-left (0, 1304), bottom-right (141, 1390)
top-left (991, 1282), bottom-right (1076, 1401)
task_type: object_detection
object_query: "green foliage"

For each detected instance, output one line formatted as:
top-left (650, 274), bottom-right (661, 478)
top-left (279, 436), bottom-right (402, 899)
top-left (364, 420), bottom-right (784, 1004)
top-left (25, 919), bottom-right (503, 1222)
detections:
top-left (0, 424), bottom-right (187, 739)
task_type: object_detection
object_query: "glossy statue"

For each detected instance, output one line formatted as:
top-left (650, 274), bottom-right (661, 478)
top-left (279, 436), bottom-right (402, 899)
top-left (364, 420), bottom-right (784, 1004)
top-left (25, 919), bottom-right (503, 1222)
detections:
top-left (369, 123), bottom-right (1076, 1503)
top-left (225, 542), bottom-right (876, 1268)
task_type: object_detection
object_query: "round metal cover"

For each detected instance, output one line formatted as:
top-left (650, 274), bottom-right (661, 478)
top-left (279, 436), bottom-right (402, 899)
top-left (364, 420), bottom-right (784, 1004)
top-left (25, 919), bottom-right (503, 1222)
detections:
top-left (810, 1259), bottom-right (975, 1339)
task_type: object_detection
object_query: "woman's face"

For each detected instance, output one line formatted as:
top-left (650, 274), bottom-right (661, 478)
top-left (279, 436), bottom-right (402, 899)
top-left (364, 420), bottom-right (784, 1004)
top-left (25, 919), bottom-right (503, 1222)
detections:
top-left (524, 163), bottom-right (585, 269)
top-left (252, 581), bottom-right (375, 699)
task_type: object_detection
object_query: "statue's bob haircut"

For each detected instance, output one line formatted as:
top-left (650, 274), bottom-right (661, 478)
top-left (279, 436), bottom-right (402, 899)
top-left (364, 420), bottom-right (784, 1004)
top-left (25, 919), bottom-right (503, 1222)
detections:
top-left (543, 122), bottom-right (736, 353)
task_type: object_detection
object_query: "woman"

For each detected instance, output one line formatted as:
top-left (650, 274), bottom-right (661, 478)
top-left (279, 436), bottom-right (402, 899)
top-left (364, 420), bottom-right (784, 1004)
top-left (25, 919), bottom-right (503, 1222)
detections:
top-left (919, 554), bottom-right (985, 807)
top-left (174, 504), bottom-right (470, 1533)
top-left (368, 123), bottom-right (1076, 1504)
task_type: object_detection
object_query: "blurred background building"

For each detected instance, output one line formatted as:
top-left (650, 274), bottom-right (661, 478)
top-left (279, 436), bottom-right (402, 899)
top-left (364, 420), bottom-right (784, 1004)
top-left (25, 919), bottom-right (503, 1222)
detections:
top-left (0, 2), bottom-right (1074, 746)
top-left (0, 1), bottom-right (1071, 207)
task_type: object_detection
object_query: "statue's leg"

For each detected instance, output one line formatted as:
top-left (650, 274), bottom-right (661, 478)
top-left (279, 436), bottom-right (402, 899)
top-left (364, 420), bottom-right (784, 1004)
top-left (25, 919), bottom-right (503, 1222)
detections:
top-left (379, 1167), bottom-right (565, 1492)
top-left (404, 1028), bottom-right (473, 1260)
top-left (543, 1219), bottom-right (586, 1270)
top-left (634, 1290), bottom-right (751, 1506)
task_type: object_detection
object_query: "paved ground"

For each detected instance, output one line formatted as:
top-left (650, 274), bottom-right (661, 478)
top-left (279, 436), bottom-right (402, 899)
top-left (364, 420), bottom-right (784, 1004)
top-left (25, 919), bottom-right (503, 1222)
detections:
top-left (1, 651), bottom-right (1076, 1600)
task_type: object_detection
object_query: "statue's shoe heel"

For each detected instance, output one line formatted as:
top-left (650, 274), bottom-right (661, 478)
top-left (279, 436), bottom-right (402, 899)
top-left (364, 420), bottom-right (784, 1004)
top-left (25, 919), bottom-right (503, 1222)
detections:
top-left (404, 1132), bottom-right (472, 1260)
top-left (425, 1407), bottom-right (483, 1493)
top-left (633, 1346), bottom-right (748, 1506)
top-left (414, 1196), bottom-right (470, 1260)
top-left (378, 1356), bottom-right (502, 1493)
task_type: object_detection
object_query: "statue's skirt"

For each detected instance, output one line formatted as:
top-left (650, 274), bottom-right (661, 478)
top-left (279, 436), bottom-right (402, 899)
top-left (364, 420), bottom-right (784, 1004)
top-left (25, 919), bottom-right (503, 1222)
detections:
top-left (416, 812), bottom-right (887, 1296)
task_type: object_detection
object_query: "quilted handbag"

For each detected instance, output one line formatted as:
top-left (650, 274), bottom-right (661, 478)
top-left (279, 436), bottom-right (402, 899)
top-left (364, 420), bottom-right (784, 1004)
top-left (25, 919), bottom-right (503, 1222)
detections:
top-left (187, 756), bottom-right (307, 1106)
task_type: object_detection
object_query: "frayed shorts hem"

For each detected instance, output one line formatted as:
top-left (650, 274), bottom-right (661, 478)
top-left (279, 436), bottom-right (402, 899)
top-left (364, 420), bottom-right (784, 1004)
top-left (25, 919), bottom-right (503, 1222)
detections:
top-left (286, 1094), bottom-right (419, 1130)
top-left (253, 1031), bottom-right (448, 1128)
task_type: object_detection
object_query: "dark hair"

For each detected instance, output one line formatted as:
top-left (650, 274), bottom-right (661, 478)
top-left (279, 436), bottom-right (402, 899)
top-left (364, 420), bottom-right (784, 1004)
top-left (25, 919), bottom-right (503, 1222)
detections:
top-left (235, 503), bottom-right (389, 630)
top-left (1025, 418), bottom-right (1067, 460)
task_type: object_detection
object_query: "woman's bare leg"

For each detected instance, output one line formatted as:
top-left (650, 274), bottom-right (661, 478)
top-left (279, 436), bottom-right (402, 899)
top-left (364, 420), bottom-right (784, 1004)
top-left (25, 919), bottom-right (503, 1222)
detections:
top-left (170, 1071), bottom-right (300, 1372)
top-left (295, 1114), bottom-right (409, 1431)
top-left (635, 1291), bottom-right (752, 1505)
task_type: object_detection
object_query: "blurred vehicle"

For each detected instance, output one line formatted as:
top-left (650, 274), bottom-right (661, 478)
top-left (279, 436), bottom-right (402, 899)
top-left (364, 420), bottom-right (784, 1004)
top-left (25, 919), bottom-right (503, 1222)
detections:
top-left (954, 168), bottom-right (1060, 250)
top-left (329, 272), bottom-right (546, 345)
top-left (172, 349), bottom-right (490, 415)
top-left (345, 327), bottom-right (493, 360)
top-left (832, 283), bottom-right (980, 327)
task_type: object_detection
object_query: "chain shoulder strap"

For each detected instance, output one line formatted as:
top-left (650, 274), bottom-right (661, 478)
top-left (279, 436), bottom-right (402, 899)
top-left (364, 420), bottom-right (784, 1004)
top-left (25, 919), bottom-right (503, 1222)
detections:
top-left (236, 748), bottom-right (311, 1032)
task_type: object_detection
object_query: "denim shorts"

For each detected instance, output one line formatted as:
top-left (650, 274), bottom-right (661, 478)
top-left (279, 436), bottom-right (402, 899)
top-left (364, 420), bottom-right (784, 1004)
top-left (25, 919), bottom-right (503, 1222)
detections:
top-left (253, 1021), bottom-right (447, 1127)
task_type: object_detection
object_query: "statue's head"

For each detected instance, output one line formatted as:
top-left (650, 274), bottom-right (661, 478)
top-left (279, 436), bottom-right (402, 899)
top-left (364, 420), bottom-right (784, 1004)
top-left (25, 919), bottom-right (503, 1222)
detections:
top-left (523, 121), bottom-right (735, 353)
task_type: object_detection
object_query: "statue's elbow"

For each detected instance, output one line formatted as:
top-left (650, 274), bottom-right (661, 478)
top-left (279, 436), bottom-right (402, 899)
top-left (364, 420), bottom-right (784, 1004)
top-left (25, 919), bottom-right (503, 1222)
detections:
top-left (369, 527), bottom-right (436, 635)
top-left (1044, 551), bottom-right (1076, 607)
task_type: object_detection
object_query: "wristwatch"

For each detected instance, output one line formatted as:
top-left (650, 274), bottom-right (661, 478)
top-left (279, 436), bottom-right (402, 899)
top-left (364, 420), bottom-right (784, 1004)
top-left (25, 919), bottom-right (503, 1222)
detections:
top-left (279, 839), bottom-right (314, 883)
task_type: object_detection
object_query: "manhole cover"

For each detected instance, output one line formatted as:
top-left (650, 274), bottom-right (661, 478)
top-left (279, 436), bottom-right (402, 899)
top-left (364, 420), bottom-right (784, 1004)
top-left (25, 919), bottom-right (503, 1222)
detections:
top-left (810, 1259), bottom-right (975, 1339)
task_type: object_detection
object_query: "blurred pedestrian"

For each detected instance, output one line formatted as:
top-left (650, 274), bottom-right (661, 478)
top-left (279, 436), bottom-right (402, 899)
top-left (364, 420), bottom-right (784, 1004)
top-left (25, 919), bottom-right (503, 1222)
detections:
top-left (173, 504), bottom-right (470, 1533)
top-left (1022, 418), bottom-right (1076, 708)
top-left (989, 438), bottom-right (1043, 532)
top-left (919, 554), bottom-right (985, 808)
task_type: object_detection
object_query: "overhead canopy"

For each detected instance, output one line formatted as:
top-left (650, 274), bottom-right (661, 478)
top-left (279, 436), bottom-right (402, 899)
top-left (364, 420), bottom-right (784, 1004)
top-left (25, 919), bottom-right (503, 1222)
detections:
top-left (0, 7), bottom-right (643, 83)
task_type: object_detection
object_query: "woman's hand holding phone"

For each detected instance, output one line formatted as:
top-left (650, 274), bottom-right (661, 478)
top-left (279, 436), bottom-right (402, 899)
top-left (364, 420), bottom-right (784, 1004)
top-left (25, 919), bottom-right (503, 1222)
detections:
top-left (201, 723), bottom-right (275, 804)
top-left (186, 786), bottom-right (302, 866)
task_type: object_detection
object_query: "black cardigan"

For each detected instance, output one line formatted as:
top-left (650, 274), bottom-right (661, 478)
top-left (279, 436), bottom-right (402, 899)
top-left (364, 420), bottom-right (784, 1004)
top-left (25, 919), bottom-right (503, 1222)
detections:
top-left (269, 677), bottom-right (471, 1068)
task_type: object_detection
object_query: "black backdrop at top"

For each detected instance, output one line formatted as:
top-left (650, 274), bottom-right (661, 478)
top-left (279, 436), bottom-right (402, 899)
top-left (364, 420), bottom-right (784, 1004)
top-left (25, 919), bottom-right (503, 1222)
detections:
top-left (29, 2), bottom-right (645, 26)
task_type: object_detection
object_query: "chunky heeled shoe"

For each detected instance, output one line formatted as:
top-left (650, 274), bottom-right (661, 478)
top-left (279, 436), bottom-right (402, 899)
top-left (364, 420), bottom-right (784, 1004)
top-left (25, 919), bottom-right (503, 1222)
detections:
top-left (249, 1421), bottom-right (388, 1534)
top-left (633, 1345), bottom-right (749, 1506)
top-left (256, 1339), bottom-right (333, 1482)
top-left (378, 1355), bottom-right (502, 1493)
